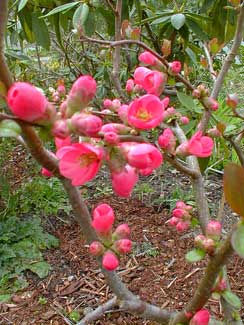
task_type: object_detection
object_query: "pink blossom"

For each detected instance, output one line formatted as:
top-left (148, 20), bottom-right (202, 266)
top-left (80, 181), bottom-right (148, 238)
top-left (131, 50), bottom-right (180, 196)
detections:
top-left (59, 100), bottom-right (67, 118)
top-left (180, 116), bottom-right (189, 125)
top-left (158, 128), bottom-right (176, 152)
top-left (67, 75), bottom-right (96, 115)
top-left (169, 217), bottom-right (179, 226)
top-left (111, 164), bottom-right (138, 197)
top-left (104, 132), bottom-right (119, 144)
top-left (111, 99), bottom-right (121, 111)
top-left (89, 241), bottom-right (104, 256)
top-left (188, 131), bottom-right (214, 158)
top-left (126, 79), bottom-right (134, 93)
top-left (190, 309), bottom-right (210, 325)
top-left (206, 220), bottom-right (222, 239)
top-left (168, 61), bottom-right (182, 75)
top-left (52, 119), bottom-right (70, 139)
top-left (161, 97), bottom-right (170, 109)
top-left (176, 221), bottom-right (190, 232)
top-left (128, 94), bottom-right (164, 130)
top-left (118, 104), bottom-right (129, 123)
top-left (134, 67), bottom-right (166, 96)
top-left (57, 84), bottom-right (66, 96)
top-left (92, 203), bottom-right (115, 234)
top-left (71, 113), bottom-right (102, 137)
top-left (113, 224), bottom-right (131, 239)
top-left (138, 51), bottom-right (157, 66)
top-left (102, 251), bottom-right (119, 271)
top-left (176, 201), bottom-right (188, 209)
top-left (101, 123), bottom-right (130, 135)
top-left (172, 208), bottom-right (186, 219)
top-left (127, 143), bottom-right (163, 170)
top-left (103, 99), bottom-right (113, 108)
top-left (139, 167), bottom-right (153, 176)
top-left (7, 82), bottom-right (48, 122)
top-left (114, 239), bottom-right (132, 254)
top-left (57, 143), bottom-right (103, 186)
top-left (55, 136), bottom-right (71, 150)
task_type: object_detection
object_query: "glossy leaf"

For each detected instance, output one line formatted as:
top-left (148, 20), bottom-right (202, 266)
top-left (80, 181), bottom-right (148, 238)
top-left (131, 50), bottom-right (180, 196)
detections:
top-left (224, 163), bottom-right (244, 218)
top-left (222, 290), bottom-right (241, 310)
top-left (231, 222), bottom-right (244, 258)
top-left (32, 11), bottom-right (50, 50)
top-left (186, 248), bottom-right (206, 262)
top-left (171, 13), bottom-right (186, 30)
top-left (41, 2), bottom-right (80, 18)
top-left (18, 0), bottom-right (28, 12)
top-left (72, 3), bottom-right (89, 30)
top-left (0, 120), bottom-right (22, 138)
top-left (177, 91), bottom-right (196, 110)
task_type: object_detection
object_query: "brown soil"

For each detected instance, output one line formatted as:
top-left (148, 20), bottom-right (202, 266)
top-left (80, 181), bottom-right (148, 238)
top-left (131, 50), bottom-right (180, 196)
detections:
top-left (1, 145), bottom-right (244, 324)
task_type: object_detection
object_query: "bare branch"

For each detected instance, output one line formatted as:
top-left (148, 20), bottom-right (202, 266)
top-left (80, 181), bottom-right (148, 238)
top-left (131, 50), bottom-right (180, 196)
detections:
top-left (203, 43), bottom-right (217, 82)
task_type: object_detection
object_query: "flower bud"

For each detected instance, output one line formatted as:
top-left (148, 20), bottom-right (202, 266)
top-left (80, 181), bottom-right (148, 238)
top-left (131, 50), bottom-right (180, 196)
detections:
top-left (70, 113), bottom-right (102, 137)
top-left (189, 309), bottom-right (210, 325)
top-left (172, 208), bottom-right (187, 219)
top-left (41, 168), bottom-right (53, 178)
top-left (104, 131), bottom-right (119, 145)
top-left (169, 217), bottom-right (179, 226)
top-left (202, 97), bottom-right (219, 111)
top-left (113, 223), bottom-right (131, 239)
top-left (103, 99), bottom-right (113, 108)
top-left (180, 116), bottom-right (189, 125)
top-left (89, 241), bottom-right (105, 256)
top-left (92, 204), bottom-right (115, 234)
top-left (168, 61), bottom-right (182, 75)
top-left (126, 79), bottom-right (134, 93)
top-left (52, 119), bottom-right (70, 139)
top-left (176, 221), bottom-right (190, 232)
top-left (226, 93), bottom-right (239, 109)
top-left (102, 251), bottom-right (119, 271)
top-left (206, 220), bottom-right (222, 240)
top-left (203, 237), bottom-right (215, 255)
top-left (207, 127), bottom-right (221, 138)
top-left (194, 234), bottom-right (206, 250)
top-left (113, 239), bottom-right (132, 254)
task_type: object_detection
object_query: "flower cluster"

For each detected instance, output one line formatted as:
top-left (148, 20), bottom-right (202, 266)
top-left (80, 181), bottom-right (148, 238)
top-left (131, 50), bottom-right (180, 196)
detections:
top-left (168, 201), bottom-right (193, 232)
top-left (89, 204), bottom-right (132, 271)
top-left (194, 220), bottom-right (222, 255)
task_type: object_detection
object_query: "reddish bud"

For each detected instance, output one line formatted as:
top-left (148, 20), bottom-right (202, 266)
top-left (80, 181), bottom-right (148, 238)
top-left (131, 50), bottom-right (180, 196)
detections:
top-left (180, 116), bottom-right (189, 125)
top-left (89, 241), bottom-right (105, 256)
top-left (104, 131), bottom-right (119, 145)
top-left (168, 61), bottom-right (182, 75)
top-left (189, 309), bottom-right (210, 325)
top-left (202, 97), bottom-right (219, 111)
top-left (172, 208), bottom-right (186, 219)
top-left (169, 217), bottom-right (179, 226)
top-left (41, 168), bottom-right (53, 178)
top-left (114, 239), bottom-right (132, 254)
top-left (176, 221), bottom-right (190, 232)
top-left (226, 93), bottom-right (239, 109)
top-left (102, 251), bottom-right (119, 271)
top-left (207, 127), bottom-right (221, 138)
top-left (194, 234), bottom-right (206, 250)
top-left (113, 224), bottom-right (131, 239)
top-left (203, 238), bottom-right (215, 255)
top-left (70, 113), bottom-right (102, 137)
top-left (52, 119), bottom-right (70, 139)
top-left (103, 99), bottom-right (113, 108)
top-left (126, 79), bottom-right (134, 93)
top-left (92, 204), bottom-right (115, 234)
top-left (206, 220), bottom-right (222, 239)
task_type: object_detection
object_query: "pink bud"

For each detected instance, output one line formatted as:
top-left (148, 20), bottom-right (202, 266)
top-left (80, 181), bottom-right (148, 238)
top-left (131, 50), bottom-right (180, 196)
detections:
top-left (57, 84), bottom-right (66, 96)
top-left (92, 203), bottom-right (115, 234)
top-left (7, 82), bottom-right (48, 122)
top-left (207, 127), bottom-right (221, 138)
top-left (166, 106), bottom-right (176, 116)
top-left (189, 309), bottom-right (210, 325)
top-left (111, 99), bottom-right (121, 111)
top-left (52, 119), bottom-right (70, 139)
top-left (138, 51), bottom-right (157, 66)
top-left (180, 116), bottom-right (189, 125)
top-left (203, 238), bottom-right (215, 255)
top-left (206, 220), bottom-right (222, 239)
top-left (104, 131), bottom-right (119, 144)
top-left (89, 241), bottom-right (105, 256)
top-left (127, 143), bottom-right (163, 170)
top-left (52, 91), bottom-right (60, 102)
top-left (41, 168), bottom-right (53, 178)
top-left (202, 97), bottom-right (219, 111)
top-left (70, 113), bottom-right (102, 137)
top-left (161, 97), bottom-right (170, 109)
top-left (114, 239), bottom-right (132, 254)
top-left (172, 208), bottom-right (186, 219)
top-left (192, 89), bottom-right (201, 98)
top-left (118, 104), bottom-right (129, 123)
top-left (176, 221), bottom-right (190, 232)
top-left (158, 128), bottom-right (176, 153)
top-left (226, 93), bottom-right (239, 109)
top-left (111, 165), bottom-right (138, 198)
top-left (103, 99), bottom-right (113, 108)
top-left (168, 61), bottom-right (182, 75)
top-left (126, 79), bottom-right (135, 93)
top-left (113, 223), bottom-right (131, 239)
top-left (169, 217), bottom-right (179, 226)
top-left (176, 142), bottom-right (189, 157)
top-left (194, 234), bottom-right (206, 250)
top-left (176, 201), bottom-right (187, 209)
top-left (102, 251), bottom-right (119, 271)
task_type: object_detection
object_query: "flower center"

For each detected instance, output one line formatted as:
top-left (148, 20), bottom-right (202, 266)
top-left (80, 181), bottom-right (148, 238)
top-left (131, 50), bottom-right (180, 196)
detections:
top-left (136, 107), bottom-right (151, 121)
top-left (79, 152), bottom-right (97, 167)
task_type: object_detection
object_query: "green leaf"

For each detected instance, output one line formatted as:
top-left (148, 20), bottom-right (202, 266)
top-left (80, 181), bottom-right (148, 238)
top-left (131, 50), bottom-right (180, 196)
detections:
top-left (28, 261), bottom-right (51, 278)
top-left (151, 16), bottom-right (171, 25)
top-left (32, 11), bottom-right (50, 50)
top-left (185, 248), bottom-right (206, 262)
top-left (224, 163), bottom-right (244, 218)
top-left (41, 2), bottom-right (80, 18)
top-left (222, 290), bottom-right (241, 310)
top-left (0, 120), bottom-right (22, 138)
top-left (185, 17), bottom-right (209, 40)
top-left (177, 91), bottom-right (196, 110)
top-left (72, 3), bottom-right (89, 30)
top-left (18, 0), bottom-right (28, 12)
top-left (231, 222), bottom-right (244, 258)
top-left (0, 294), bottom-right (11, 302)
top-left (69, 310), bottom-right (81, 322)
top-left (171, 13), bottom-right (186, 30)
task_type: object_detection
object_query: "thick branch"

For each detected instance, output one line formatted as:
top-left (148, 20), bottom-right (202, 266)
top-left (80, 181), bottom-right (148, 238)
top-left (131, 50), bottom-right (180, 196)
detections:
top-left (0, 0), bottom-right (13, 89)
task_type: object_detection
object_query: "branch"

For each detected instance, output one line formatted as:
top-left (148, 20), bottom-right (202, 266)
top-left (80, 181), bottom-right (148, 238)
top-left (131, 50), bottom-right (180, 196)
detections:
top-left (0, 0), bottom-right (13, 89)
top-left (0, 112), bottom-right (43, 127)
top-left (171, 228), bottom-right (234, 324)
top-left (164, 154), bottom-right (199, 178)
top-left (203, 43), bottom-right (217, 82)
top-left (77, 297), bottom-right (117, 325)
top-left (224, 134), bottom-right (244, 166)
top-left (199, 3), bottom-right (244, 132)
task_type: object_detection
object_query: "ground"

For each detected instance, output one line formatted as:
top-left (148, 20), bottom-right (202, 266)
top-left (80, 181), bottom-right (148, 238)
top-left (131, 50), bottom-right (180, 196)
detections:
top-left (0, 145), bottom-right (244, 324)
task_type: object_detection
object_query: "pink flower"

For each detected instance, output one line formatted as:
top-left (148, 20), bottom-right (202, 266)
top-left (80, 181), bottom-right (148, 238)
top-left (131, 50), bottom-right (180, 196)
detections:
top-left (70, 113), bottom-right (102, 137)
top-left (114, 239), bottom-right (132, 254)
top-left (126, 79), bottom-right (134, 93)
top-left (206, 220), bottom-right (222, 239)
top-left (138, 51), bottom-right (157, 66)
top-left (118, 104), bottom-right (129, 123)
top-left (113, 224), bottom-right (131, 239)
top-left (102, 251), bottom-right (119, 271)
top-left (180, 116), bottom-right (189, 125)
top-left (41, 168), bottom-right (53, 178)
top-left (104, 132), bottom-right (119, 144)
top-left (168, 61), bottom-right (182, 75)
top-left (188, 131), bottom-right (214, 158)
top-left (57, 143), bottom-right (103, 186)
top-left (128, 94), bottom-right (164, 130)
top-left (176, 201), bottom-right (188, 209)
top-left (57, 84), bottom-right (66, 96)
top-left (67, 75), bottom-right (96, 115)
top-left (158, 128), bottom-right (176, 152)
top-left (52, 119), bottom-right (70, 139)
top-left (176, 221), bottom-right (190, 232)
top-left (169, 217), bottom-right (179, 226)
top-left (89, 241), bottom-right (105, 256)
top-left (55, 136), bottom-right (71, 150)
top-left (111, 165), bottom-right (138, 197)
top-left (7, 82), bottom-right (48, 122)
top-left (161, 97), bottom-right (170, 109)
top-left (92, 203), bottom-right (115, 234)
top-left (127, 143), bottom-right (163, 170)
top-left (134, 67), bottom-right (166, 96)
top-left (139, 167), bottom-right (153, 176)
top-left (103, 99), bottom-right (113, 108)
top-left (190, 309), bottom-right (210, 325)
top-left (172, 208), bottom-right (186, 219)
